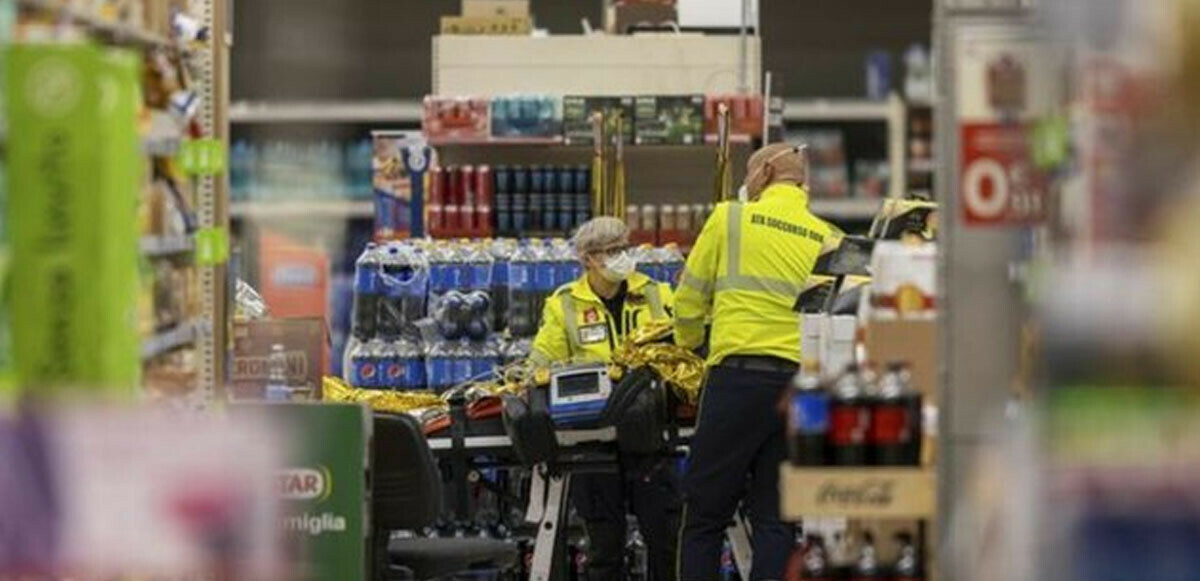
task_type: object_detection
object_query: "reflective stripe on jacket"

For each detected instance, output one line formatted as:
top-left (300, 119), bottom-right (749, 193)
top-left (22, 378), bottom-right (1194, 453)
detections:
top-left (673, 183), bottom-right (830, 366)
top-left (530, 272), bottom-right (672, 365)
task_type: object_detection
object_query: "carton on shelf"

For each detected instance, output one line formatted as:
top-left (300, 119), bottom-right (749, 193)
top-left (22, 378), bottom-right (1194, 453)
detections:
top-left (461, 0), bottom-right (530, 18)
top-left (232, 318), bottom-right (328, 400)
top-left (440, 15), bottom-right (532, 36)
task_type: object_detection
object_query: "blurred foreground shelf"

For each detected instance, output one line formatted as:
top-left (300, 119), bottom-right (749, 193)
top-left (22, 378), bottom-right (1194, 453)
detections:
top-left (142, 319), bottom-right (205, 360)
top-left (229, 100), bottom-right (422, 124)
top-left (19, 0), bottom-right (176, 49)
top-left (780, 466), bottom-right (936, 520)
top-left (140, 234), bottom-right (194, 257)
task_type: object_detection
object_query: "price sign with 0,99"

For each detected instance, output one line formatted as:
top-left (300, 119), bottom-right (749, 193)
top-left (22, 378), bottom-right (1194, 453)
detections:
top-left (960, 122), bottom-right (1046, 226)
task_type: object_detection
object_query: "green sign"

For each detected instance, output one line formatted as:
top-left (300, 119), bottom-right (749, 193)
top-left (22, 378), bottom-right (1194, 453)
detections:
top-left (194, 226), bottom-right (229, 266)
top-left (235, 402), bottom-right (370, 581)
top-left (178, 138), bottom-right (227, 176)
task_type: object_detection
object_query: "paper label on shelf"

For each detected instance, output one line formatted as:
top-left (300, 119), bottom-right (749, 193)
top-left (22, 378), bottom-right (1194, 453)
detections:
top-left (194, 227), bottom-right (229, 265)
top-left (178, 138), bottom-right (227, 176)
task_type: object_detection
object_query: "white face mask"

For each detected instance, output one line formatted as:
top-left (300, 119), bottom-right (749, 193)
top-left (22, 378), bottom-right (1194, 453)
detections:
top-left (600, 251), bottom-right (637, 282)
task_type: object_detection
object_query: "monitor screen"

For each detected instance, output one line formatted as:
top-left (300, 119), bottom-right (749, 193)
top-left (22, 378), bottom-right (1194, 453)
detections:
top-left (557, 372), bottom-right (601, 398)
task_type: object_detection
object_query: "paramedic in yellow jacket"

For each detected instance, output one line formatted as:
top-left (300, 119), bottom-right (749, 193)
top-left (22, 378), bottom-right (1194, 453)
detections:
top-left (531, 216), bottom-right (680, 581)
top-left (674, 144), bottom-right (831, 581)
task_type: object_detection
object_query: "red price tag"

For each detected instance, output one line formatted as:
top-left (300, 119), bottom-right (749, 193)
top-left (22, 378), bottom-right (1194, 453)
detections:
top-left (960, 123), bottom-right (1046, 225)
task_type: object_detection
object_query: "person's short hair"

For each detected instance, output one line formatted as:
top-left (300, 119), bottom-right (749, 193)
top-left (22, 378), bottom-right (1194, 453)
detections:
top-left (572, 216), bottom-right (629, 255)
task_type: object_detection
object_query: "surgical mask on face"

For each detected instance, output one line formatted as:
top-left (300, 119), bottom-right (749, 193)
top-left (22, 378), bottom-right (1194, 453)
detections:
top-left (600, 251), bottom-right (637, 282)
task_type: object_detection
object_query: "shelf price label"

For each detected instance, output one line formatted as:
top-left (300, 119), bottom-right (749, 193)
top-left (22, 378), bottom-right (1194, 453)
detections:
top-left (178, 139), bottom-right (227, 176)
top-left (960, 122), bottom-right (1046, 226)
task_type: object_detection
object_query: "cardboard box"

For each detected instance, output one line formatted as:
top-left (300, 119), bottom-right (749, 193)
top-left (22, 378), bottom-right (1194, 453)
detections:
top-left (232, 318), bottom-right (328, 400)
top-left (258, 231), bottom-right (330, 320)
top-left (780, 466), bottom-right (936, 520)
top-left (461, 0), bottom-right (529, 17)
top-left (865, 319), bottom-right (937, 398)
top-left (440, 15), bottom-right (532, 36)
top-left (562, 96), bottom-right (635, 145)
top-left (633, 95), bottom-right (704, 145)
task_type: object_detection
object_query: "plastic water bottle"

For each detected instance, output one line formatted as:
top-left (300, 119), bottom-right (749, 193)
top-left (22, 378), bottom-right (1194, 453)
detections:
top-left (446, 242), bottom-right (469, 293)
top-left (573, 165), bottom-right (591, 228)
top-left (347, 338), bottom-right (380, 389)
top-left (264, 344), bottom-right (291, 401)
top-left (230, 140), bottom-right (251, 201)
top-left (428, 243), bottom-right (452, 297)
top-left (660, 243), bottom-right (685, 287)
top-left (551, 239), bottom-right (576, 287)
top-left (471, 338), bottom-right (501, 379)
top-left (508, 243), bottom-right (537, 337)
top-left (351, 243), bottom-right (382, 340)
top-left (347, 138), bottom-right (374, 199)
top-left (377, 338), bottom-right (401, 390)
top-left (502, 337), bottom-right (532, 365)
top-left (466, 243), bottom-right (493, 292)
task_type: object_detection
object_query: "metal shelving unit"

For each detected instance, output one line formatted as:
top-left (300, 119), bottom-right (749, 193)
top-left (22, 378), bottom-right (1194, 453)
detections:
top-left (139, 234), bottom-right (195, 257)
top-left (231, 199), bottom-right (373, 220)
top-left (18, 0), bottom-right (181, 49)
top-left (230, 100), bottom-right (422, 124)
top-left (141, 319), bottom-right (202, 360)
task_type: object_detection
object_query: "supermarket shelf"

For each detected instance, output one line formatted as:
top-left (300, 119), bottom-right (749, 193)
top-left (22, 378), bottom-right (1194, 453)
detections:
top-left (229, 100), bottom-right (422, 124)
top-left (809, 198), bottom-right (884, 221)
top-left (784, 98), bottom-right (896, 122)
top-left (231, 199), bottom-right (374, 220)
top-left (140, 234), bottom-right (194, 257)
top-left (19, 0), bottom-right (176, 49)
top-left (142, 319), bottom-right (204, 360)
top-left (908, 158), bottom-right (936, 173)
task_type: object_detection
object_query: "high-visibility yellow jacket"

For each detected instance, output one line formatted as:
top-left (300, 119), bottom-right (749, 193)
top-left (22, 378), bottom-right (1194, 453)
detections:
top-left (531, 272), bottom-right (673, 365)
top-left (674, 183), bottom-right (831, 366)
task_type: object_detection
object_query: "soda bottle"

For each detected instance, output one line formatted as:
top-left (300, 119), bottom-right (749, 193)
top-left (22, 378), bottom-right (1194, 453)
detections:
top-left (798, 535), bottom-right (832, 581)
top-left (788, 366), bottom-right (831, 466)
top-left (472, 337), bottom-right (501, 380)
top-left (626, 528), bottom-right (648, 581)
top-left (377, 338), bottom-right (401, 390)
top-left (444, 166), bottom-right (462, 234)
top-left (463, 290), bottom-right (492, 342)
top-left (542, 166), bottom-right (559, 232)
top-left (503, 337), bottom-right (532, 365)
top-left (396, 335), bottom-right (427, 390)
top-left (351, 243), bottom-right (382, 340)
top-left (507, 243), bottom-right (537, 337)
top-left (446, 241), bottom-right (469, 293)
top-left (851, 532), bottom-right (881, 581)
top-left (399, 243), bottom-right (430, 328)
top-left (376, 244), bottom-right (406, 339)
top-left (512, 165), bottom-right (529, 234)
top-left (871, 361), bottom-right (922, 466)
top-left (460, 165), bottom-right (477, 232)
top-left (466, 243), bottom-right (493, 293)
top-left (830, 364), bottom-right (873, 466)
top-left (426, 339), bottom-right (454, 392)
top-left (451, 339), bottom-right (474, 386)
top-left (428, 242), bottom-right (451, 297)
top-left (476, 165), bottom-right (494, 237)
top-left (494, 165), bottom-right (512, 236)
top-left (529, 164), bottom-right (545, 233)
top-left (660, 243), bottom-right (686, 287)
top-left (428, 167), bottom-right (446, 237)
top-left (892, 532), bottom-right (923, 581)
top-left (573, 166), bottom-right (591, 226)
top-left (828, 532), bottom-right (854, 579)
top-left (348, 337), bottom-right (383, 389)
top-left (557, 166), bottom-right (574, 234)
top-left (719, 538), bottom-right (738, 580)
top-left (264, 343), bottom-right (291, 401)
top-left (532, 241), bottom-right (557, 328)
top-left (488, 239), bottom-right (514, 332)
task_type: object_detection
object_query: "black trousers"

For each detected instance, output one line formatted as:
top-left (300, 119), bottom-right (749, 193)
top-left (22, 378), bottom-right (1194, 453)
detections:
top-left (572, 454), bottom-right (681, 581)
top-left (678, 364), bottom-right (793, 581)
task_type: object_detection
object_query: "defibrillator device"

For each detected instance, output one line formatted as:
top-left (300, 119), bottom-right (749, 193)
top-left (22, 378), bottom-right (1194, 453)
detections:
top-left (547, 363), bottom-right (613, 427)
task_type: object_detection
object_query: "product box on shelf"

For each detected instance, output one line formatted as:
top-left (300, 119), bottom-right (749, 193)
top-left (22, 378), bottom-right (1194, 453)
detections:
top-left (440, 15), bottom-right (533, 35)
top-left (232, 318), bottom-right (328, 400)
top-left (634, 95), bottom-right (704, 145)
top-left (6, 44), bottom-right (142, 393)
top-left (372, 130), bottom-right (429, 239)
top-left (461, 0), bottom-right (529, 17)
top-left (868, 241), bottom-right (936, 321)
top-left (562, 95), bottom-right (635, 145)
top-left (422, 96), bottom-right (490, 143)
top-left (490, 95), bottom-right (563, 140)
top-left (703, 94), bottom-right (764, 141)
top-left (258, 231), bottom-right (330, 320)
top-left (865, 320), bottom-right (937, 398)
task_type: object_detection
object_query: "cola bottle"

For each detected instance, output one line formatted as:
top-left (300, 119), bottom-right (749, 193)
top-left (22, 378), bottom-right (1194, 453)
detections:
top-left (573, 165), bottom-right (591, 227)
top-left (376, 244), bottom-right (406, 339)
top-left (788, 366), bottom-right (831, 466)
top-left (451, 339), bottom-right (474, 386)
top-left (830, 364), bottom-right (873, 466)
top-left (348, 337), bottom-right (385, 389)
top-left (532, 241), bottom-right (556, 327)
top-left (851, 532), bottom-right (881, 581)
top-left (871, 361), bottom-right (923, 466)
top-left (528, 164), bottom-right (545, 233)
top-left (351, 243), bottom-right (382, 340)
top-left (426, 340), bottom-right (454, 393)
top-left (376, 337), bottom-right (401, 390)
top-left (507, 243), bottom-right (537, 337)
top-left (892, 532), bottom-right (923, 581)
top-left (634, 244), bottom-right (662, 282)
top-left (488, 239), bottom-right (514, 332)
top-left (395, 335), bottom-right (427, 390)
top-left (798, 535), bottom-right (831, 581)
